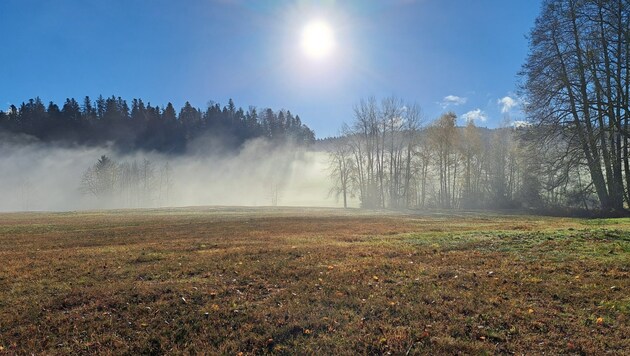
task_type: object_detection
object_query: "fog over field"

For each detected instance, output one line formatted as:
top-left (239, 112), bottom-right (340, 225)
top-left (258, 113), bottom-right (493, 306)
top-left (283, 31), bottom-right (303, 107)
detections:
top-left (0, 134), bottom-right (342, 212)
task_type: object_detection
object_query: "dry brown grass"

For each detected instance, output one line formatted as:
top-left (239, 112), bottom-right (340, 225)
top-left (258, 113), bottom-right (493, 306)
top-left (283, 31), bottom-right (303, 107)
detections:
top-left (0, 207), bottom-right (628, 355)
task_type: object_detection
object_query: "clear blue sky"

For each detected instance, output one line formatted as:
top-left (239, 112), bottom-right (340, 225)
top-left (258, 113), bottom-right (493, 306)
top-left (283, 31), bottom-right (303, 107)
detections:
top-left (0, 0), bottom-right (541, 138)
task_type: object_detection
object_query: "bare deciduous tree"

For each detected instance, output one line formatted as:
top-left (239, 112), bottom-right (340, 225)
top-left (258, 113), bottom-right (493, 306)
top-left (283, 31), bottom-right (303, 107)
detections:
top-left (521, 0), bottom-right (630, 211)
top-left (328, 137), bottom-right (353, 208)
top-left (80, 155), bottom-right (118, 199)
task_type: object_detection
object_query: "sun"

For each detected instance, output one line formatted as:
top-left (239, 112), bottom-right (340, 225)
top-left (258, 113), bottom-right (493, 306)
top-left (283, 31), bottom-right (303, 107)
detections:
top-left (301, 20), bottom-right (335, 60)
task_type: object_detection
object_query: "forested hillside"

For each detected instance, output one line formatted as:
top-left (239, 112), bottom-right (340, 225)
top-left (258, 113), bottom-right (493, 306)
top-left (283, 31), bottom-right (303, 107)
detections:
top-left (0, 96), bottom-right (315, 153)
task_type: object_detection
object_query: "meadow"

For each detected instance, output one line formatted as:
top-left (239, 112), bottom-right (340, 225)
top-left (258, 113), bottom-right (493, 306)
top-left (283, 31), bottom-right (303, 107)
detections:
top-left (0, 207), bottom-right (628, 355)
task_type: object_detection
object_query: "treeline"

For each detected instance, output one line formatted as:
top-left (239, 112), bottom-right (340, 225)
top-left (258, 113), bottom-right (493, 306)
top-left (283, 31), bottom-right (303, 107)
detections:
top-left (80, 155), bottom-right (173, 207)
top-left (328, 97), bottom-right (598, 212)
top-left (0, 96), bottom-right (315, 152)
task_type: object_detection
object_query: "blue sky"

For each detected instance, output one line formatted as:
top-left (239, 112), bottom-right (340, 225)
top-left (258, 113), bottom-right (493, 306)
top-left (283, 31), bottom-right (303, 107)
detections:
top-left (0, 0), bottom-right (540, 137)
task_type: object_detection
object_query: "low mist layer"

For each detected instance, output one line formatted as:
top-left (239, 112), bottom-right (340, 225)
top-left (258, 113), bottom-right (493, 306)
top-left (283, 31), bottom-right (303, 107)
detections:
top-left (0, 136), bottom-right (342, 212)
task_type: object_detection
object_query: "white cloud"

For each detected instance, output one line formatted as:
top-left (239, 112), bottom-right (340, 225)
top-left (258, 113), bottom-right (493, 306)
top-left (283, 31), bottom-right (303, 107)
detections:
top-left (462, 109), bottom-right (487, 123)
top-left (512, 120), bottom-right (531, 128)
top-left (440, 95), bottom-right (467, 108)
top-left (498, 96), bottom-right (518, 113)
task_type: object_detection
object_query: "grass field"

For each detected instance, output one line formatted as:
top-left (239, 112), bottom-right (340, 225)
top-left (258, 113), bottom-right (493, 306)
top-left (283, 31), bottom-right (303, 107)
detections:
top-left (0, 207), bottom-right (628, 355)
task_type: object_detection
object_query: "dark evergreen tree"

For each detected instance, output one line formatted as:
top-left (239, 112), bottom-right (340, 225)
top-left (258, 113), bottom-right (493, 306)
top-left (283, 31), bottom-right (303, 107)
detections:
top-left (0, 110), bottom-right (7, 131)
top-left (46, 101), bottom-right (61, 136)
top-left (82, 96), bottom-right (95, 120)
top-left (62, 98), bottom-right (82, 127)
top-left (163, 102), bottom-right (177, 124)
top-left (6, 105), bottom-right (19, 131)
top-left (103, 96), bottom-right (121, 123)
top-left (96, 95), bottom-right (106, 120)
top-left (245, 106), bottom-right (259, 137)
top-left (131, 98), bottom-right (148, 137)
top-left (20, 97), bottom-right (47, 136)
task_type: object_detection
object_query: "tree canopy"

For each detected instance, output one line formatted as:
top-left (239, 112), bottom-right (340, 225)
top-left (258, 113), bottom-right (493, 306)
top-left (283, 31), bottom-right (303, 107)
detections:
top-left (0, 96), bottom-right (315, 153)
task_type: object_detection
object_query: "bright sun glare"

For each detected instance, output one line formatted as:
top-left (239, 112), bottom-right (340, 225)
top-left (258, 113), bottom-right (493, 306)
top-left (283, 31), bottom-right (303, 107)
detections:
top-left (301, 20), bottom-right (335, 60)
